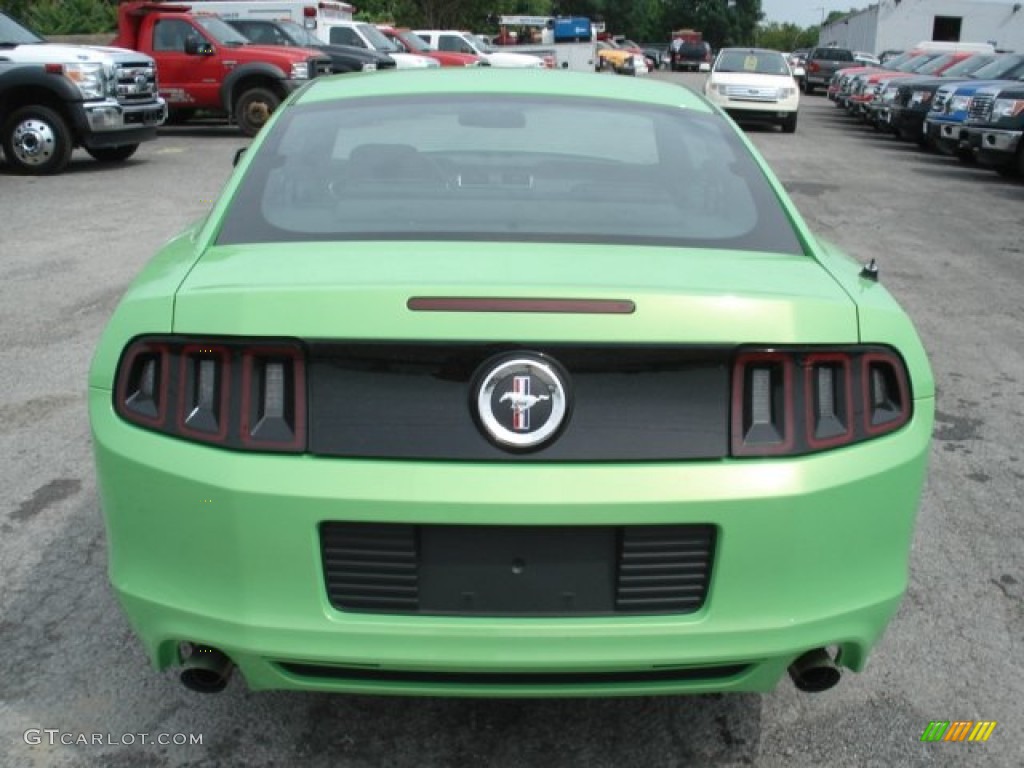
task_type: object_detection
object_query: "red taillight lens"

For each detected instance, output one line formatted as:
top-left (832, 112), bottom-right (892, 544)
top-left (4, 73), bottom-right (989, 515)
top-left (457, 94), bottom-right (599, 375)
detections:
top-left (810, 61), bottom-right (820, 72)
top-left (114, 337), bottom-right (306, 453)
top-left (731, 346), bottom-right (912, 457)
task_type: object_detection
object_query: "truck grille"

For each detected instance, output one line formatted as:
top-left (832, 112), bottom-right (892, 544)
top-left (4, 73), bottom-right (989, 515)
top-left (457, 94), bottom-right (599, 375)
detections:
top-left (321, 523), bottom-right (716, 616)
top-left (969, 94), bottom-right (994, 122)
top-left (725, 85), bottom-right (779, 102)
top-left (114, 63), bottom-right (157, 104)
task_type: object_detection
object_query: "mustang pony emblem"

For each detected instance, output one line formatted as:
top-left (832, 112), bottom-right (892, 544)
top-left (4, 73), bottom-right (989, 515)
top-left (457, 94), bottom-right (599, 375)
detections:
top-left (499, 391), bottom-right (550, 410)
top-left (474, 355), bottom-right (569, 450)
top-left (500, 376), bottom-right (549, 431)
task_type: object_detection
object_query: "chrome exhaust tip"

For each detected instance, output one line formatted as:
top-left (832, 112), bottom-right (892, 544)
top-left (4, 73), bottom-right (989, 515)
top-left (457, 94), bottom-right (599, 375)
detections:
top-left (788, 648), bottom-right (841, 693)
top-left (179, 643), bottom-right (233, 693)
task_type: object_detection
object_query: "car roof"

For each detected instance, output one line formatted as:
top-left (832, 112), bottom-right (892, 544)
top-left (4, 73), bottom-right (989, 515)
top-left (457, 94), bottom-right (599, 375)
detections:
top-left (717, 47), bottom-right (783, 55)
top-left (294, 68), bottom-right (715, 112)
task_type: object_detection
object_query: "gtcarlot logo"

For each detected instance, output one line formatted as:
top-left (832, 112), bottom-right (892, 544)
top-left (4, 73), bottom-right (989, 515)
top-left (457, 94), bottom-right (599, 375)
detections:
top-left (24, 729), bottom-right (203, 746)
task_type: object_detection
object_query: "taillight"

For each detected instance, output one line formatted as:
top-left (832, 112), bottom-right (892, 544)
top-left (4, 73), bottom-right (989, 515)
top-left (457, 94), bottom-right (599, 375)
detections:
top-left (114, 337), bottom-right (306, 453)
top-left (810, 61), bottom-right (820, 73)
top-left (731, 346), bottom-right (911, 457)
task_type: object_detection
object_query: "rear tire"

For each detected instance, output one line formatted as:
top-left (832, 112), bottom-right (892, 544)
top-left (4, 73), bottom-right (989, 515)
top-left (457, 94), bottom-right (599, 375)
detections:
top-left (86, 144), bottom-right (139, 163)
top-left (234, 87), bottom-right (280, 138)
top-left (1, 105), bottom-right (73, 175)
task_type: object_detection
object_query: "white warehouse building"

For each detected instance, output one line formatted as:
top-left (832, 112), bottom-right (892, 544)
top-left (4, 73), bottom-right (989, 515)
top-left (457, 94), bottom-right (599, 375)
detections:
top-left (819, 0), bottom-right (1024, 54)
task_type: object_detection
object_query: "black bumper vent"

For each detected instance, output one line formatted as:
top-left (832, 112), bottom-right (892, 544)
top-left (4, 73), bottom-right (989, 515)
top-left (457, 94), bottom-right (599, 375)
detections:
top-left (321, 523), bottom-right (716, 616)
top-left (616, 526), bottom-right (715, 612)
top-left (322, 523), bottom-right (419, 611)
top-left (276, 662), bottom-right (748, 686)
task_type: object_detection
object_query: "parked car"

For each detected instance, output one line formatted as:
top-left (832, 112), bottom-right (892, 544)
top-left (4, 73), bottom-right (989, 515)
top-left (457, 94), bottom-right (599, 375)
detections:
top-left (828, 49), bottom-right (928, 106)
top-left (881, 53), bottom-right (1002, 141)
top-left (321, 20), bottom-right (439, 69)
top-left (90, 68), bottom-right (933, 699)
top-left (377, 25), bottom-right (484, 67)
top-left (595, 40), bottom-right (646, 75)
top-left (964, 81), bottom-right (1024, 176)
top-left (923, 54), bottom-right (1024, 158)
top-left (111, 1), bottom-right (331, 136)
top-left (801, 47), bottom-right (855, 94)
top-left (0, 9), bottom-right (165, 174)
top-left (415, 29), bottom-right (546, 68)
top-left (847, 52), bottom-right (962, 120)
top-left (853, 51), bottom-right (880, 66)
top-left (223, 18), bottom-right (396, 73)
top-left (671, 39), bottom-right (712, 72)
top-left (704, 48), bottom-right (801, 132)
top-left (618, 38), bottom-right (660, 73)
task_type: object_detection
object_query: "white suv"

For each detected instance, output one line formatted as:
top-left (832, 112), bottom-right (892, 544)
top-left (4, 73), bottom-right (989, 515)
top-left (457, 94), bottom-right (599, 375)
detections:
top-left (415, 30), bottom-right (546, 68)
top-left (704, 48), bottom-right (801, 133)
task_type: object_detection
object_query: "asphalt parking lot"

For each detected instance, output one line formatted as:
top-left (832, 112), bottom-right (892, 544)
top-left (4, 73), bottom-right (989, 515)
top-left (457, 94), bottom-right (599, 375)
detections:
top-left (1, 71), bottom-right (1022, 767)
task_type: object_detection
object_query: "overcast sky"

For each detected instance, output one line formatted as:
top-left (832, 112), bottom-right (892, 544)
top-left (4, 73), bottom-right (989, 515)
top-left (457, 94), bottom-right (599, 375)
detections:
top-left (760, 1), bottom-right (858, 28)
top-left (761, 0), bottom-right (1020, 28)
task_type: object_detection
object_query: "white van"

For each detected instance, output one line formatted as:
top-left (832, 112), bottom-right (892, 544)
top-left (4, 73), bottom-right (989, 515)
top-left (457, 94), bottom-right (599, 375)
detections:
top-left (185, 0), bottom-right (354, 31)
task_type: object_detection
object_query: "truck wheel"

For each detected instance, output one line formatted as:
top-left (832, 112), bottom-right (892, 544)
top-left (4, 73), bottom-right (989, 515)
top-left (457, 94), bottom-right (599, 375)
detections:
top-left (781, 114), bottom-right (798, 134)
top-left (1, 105), bottom-right (73, 175)
top-left (234, 87), bottom-right (280, 137)
top-left (803, 81), bottom-right (815, 95)
top-left (86, 144), bottom-right (139, 163)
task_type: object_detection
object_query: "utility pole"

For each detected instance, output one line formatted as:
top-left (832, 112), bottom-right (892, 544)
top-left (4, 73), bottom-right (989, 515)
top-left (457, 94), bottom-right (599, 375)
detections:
top-left (815, 6), bottom-right (826, 44)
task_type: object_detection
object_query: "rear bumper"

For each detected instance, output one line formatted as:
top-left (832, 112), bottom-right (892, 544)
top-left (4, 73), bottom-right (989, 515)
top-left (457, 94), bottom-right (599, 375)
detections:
top-left (91, 386), bottom-right (933, 696)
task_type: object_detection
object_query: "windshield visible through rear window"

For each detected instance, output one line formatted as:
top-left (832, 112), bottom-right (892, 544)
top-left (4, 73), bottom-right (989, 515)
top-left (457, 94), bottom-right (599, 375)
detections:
top-left (216, 94), bottom-right (803, 254)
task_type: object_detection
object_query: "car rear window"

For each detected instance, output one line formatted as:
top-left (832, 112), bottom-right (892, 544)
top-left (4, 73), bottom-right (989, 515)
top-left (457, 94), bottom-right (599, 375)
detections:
top-left (216, 94), bottom-right (803, 254)
top-left (812, 48), bottom-right (854, 61)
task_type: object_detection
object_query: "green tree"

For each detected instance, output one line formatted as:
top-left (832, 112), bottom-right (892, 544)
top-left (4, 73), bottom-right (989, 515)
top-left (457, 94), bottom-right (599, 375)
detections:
top-left (756, 21), bottom-right (817, 51)
top-left (24, 0), bottom-right (117, 34)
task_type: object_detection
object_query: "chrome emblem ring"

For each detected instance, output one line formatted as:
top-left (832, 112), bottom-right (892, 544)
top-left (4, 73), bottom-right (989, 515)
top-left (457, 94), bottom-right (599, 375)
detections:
top-left (474, 354), bottom-right (569, 451)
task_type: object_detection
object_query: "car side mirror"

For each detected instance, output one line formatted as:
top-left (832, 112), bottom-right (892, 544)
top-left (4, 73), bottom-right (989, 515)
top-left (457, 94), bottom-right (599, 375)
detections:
top-left (793, 66), bottom-right (805, 77)
top-left (185, 36), bottom-right (214, 56)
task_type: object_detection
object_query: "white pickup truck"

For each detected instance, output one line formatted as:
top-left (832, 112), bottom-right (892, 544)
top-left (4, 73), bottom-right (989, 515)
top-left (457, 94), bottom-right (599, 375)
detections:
top-left (0, 10), bottom-right (166, 174)
top-left (414, 30), bottom-right (547, 68)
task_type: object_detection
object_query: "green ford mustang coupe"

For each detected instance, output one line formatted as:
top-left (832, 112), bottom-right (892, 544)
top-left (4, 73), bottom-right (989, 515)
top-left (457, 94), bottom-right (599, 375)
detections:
top-left (89, 69), bottom-right (933, 697)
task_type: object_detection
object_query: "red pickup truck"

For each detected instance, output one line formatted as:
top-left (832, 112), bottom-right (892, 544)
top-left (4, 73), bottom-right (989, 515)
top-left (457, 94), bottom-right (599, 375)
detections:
top-left (112, 1), bottom-right (331, 135)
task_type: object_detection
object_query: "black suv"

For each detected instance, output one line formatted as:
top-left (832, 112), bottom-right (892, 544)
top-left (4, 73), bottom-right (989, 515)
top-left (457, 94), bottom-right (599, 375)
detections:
top-left (671, 40), bottom-right (712, 72)
top-left (802, 47), bottom-right (855, 94)
top-left (225, 18), bottom-right (396, 74)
